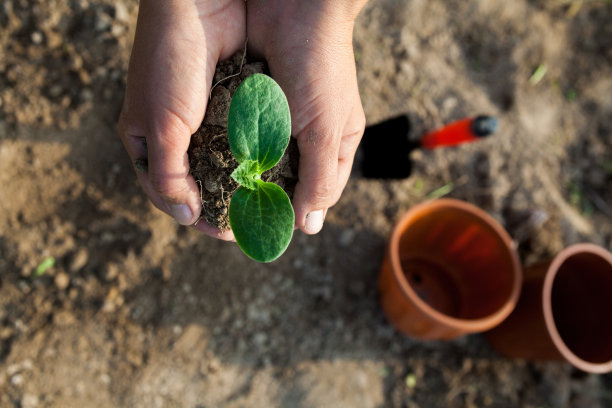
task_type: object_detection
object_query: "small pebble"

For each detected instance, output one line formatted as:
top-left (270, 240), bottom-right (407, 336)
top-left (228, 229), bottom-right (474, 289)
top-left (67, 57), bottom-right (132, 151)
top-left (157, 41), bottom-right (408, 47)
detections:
top-left (80, 88), bottom-right (94, 102)
top-left (60, 95), bottom-right (71, 108)
top-left (30, 31), bottom-right (43, 45)
top-left (204, 176), bottom-right (219, 193)
top-left (21, 360), bottom-right (33, 371)
top-left (6, 364), bottom-right (21, 376)
top-left (11, 374), bottom-right (23, 386)
top-left (54, 272), bottom-right (70, 290)
top-left (109, 69), bottom-right (121, 81)
top-left (209, 151), bottom-right (226, 168)
top-left (69, 248), bottom-right (89, 272)
top-left (54, 310), bottom-right (76, 326)
top-left (253, 332), bottom-right (267, 347)
top-left (0, 327), bottom-right (13, 340)
top-left (208, 358), bottom-right (220, 372)
top-left (338, 229), bottom-right (356, 247)
top-left (70, 54), bottom-right (83, 71)
top-left (103, 263), bottom-right (119, 281)
top-left (95, 10), bottom-right (112, 32)
top-left (21, 393), bottom-right (39, 408)
top-left (111, 24), bottom-right (124, 37)
top-left (100, 231), bottom-right (115, 243)
top-left (114, 1), bottom-right (130, 22)
top-left (21, 394), bottom-right (39, 408)
top-left (49, 84), bottom-right (63, 98)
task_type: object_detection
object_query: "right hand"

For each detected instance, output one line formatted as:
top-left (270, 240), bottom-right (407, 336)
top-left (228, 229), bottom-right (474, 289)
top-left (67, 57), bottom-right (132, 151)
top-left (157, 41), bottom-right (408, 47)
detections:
top-left (117, 0), bottom-right (246, 240)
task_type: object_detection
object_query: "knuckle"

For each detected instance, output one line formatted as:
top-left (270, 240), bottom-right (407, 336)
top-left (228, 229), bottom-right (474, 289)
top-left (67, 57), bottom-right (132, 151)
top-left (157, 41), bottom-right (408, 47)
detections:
top-left (154, 108), bottom-right (195, 148)
top-left (309, 176), bottom-right (334, 206)
top-left (347, 112), bottom-right (366, 142)
top-left (298, 120), bottom-right (339, 150)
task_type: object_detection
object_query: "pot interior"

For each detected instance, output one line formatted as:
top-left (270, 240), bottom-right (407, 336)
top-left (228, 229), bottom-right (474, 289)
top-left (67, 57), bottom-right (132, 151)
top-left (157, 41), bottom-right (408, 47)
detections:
top-left (551, 252), bottom-right (612, 364)
top-left (398, 204), bottom-right (517, 320)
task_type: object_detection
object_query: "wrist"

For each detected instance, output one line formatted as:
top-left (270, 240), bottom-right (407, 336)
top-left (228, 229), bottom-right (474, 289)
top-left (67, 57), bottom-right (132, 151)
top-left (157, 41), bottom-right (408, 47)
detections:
top-left (292, 1), bottom-right (367, 26)
top-left (254, 0), bottom-right (366, 30)
top-left (299, 0), bottom-right (367, 21)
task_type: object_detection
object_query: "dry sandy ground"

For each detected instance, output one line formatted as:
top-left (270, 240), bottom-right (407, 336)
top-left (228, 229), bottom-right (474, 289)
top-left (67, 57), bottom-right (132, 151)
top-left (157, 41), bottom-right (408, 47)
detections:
top-left (1, 0), bottom-right (612, 407)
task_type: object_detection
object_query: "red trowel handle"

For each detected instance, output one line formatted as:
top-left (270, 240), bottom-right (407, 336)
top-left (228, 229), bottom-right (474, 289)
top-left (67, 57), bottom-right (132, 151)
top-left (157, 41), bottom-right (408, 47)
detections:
top-left (420, 115), bottom-right (498, 149)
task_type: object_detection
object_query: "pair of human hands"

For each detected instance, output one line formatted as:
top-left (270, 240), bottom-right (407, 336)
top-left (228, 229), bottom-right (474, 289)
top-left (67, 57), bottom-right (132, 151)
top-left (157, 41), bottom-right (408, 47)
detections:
top-left (118, 0), bottom-right (367, 240)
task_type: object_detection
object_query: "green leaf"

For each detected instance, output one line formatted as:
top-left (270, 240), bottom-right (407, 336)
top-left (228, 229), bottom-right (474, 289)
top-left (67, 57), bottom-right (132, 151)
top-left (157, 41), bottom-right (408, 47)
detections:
top-left (227, 74), bottom-right (291, 172)
top-left (34, 256), bottom-right (55, 278)
top-left (529, 64), bottom-right (547, 85)
top-left (426, 182), bottom-right (454, 200)
top-left (229, 182), bottom-right (294, 263)
top-left (231, 160), bottom-right (261, 190)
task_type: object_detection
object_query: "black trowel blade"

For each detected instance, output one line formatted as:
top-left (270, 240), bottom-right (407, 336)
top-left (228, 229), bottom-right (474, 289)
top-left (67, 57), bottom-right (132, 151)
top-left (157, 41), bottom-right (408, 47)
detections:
top-left (360, 115), bottom-right (415, 179)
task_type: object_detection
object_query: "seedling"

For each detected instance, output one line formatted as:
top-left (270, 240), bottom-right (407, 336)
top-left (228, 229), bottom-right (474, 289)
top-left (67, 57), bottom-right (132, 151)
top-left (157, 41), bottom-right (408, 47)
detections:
top-left (426, 182), bottom-right (454, 200)
top-left (529, 64), bottom-right (547, 85)
top-left (33, 256), bottom-right (55, 278)
top-left (227, 74), bottom-right (294, 263)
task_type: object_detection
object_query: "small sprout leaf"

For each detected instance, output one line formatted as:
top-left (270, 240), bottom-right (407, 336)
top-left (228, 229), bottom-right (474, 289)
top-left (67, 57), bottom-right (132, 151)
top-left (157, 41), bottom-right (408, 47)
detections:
top-left (231, 160), bottom-right (261, 190)
top-left (427, 182), bottom-right (454, 200)
top-left (529, 64), bottom-right (547, 85)
top-left (229, 183), bottom-right (294, 263)
top-left (228, 74), bottom-right (291, 172)
top-left (34, 256), bottom-right (55, 278)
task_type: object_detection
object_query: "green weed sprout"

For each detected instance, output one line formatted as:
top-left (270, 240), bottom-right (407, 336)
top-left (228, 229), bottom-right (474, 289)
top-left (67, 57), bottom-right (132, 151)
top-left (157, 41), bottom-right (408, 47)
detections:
top-left (34, 256), bottom-right (55, 278)
top-left (227, 74), bottom-right (294, 262)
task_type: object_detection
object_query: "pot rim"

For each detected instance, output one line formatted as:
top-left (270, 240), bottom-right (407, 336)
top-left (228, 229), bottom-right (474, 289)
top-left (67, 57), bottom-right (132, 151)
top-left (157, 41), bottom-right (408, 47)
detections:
top-left (542, 243), bottom-right (612, 373)
top-left (389, 198), bottom-right (522, 332)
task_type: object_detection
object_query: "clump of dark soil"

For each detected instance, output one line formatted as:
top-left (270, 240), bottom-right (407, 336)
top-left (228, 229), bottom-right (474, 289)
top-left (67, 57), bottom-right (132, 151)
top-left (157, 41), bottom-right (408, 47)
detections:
top-left (188, 52), bottom-right (299, 231)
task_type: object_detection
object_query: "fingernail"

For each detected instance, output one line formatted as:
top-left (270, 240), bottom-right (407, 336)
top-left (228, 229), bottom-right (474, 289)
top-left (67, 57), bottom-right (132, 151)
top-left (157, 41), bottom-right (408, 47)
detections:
top-left (170, 204), bottom-right (193, 225)
top-left (304, 209), bottom-right (325, 234)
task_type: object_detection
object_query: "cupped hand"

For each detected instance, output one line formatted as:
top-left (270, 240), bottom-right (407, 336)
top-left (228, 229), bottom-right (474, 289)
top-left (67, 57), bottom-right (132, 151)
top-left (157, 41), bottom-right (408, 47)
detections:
top-left (119, 0), bottom-right (367, 239)
top-left (247, 0), bottom-right (367, 234)
top-left (118, 0), bottom-right (245, 240)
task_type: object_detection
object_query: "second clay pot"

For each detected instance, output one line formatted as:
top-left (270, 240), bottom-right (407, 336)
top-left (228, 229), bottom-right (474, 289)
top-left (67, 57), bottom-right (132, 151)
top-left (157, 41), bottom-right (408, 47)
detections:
top-left (486, 243), bottom-right (612, 373)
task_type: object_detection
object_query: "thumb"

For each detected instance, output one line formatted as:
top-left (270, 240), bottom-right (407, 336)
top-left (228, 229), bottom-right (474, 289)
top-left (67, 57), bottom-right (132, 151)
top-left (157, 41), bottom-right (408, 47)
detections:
top-left (119, 0), bottom-right (246, 231)
top-left (265, 48), bottom-right (354, 235)
top-left (249, 4), bottom-right (362, 235)
top-left (292, 115), bottom-right (341, 235)
top-left (121, 15), bottom-right (208, 225)
top-left (145, 112), bottom-right (201, 225)
top-left (119, 0), bottom-right (214, 226)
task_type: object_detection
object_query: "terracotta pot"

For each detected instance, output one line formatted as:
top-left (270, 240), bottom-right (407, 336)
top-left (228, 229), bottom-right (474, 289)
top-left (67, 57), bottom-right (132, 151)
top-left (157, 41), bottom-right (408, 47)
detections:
top-left (486, 244), bottom-right (612, 373)
top-left (379, 199), bottom-right (522, 340)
